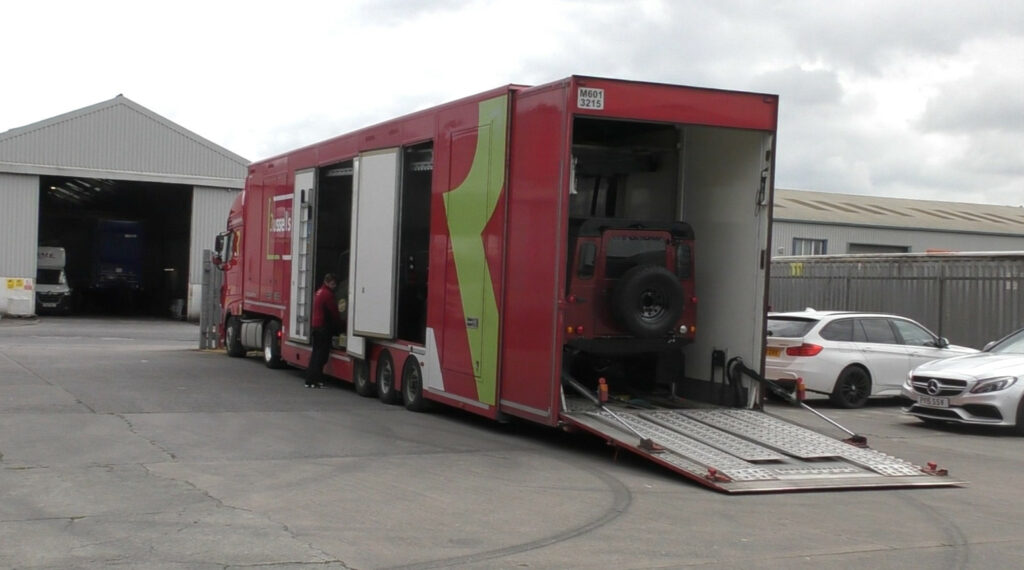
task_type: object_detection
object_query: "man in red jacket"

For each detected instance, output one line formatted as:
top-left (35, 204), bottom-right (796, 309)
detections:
top-left (307, 273), bottom-right (342, 388)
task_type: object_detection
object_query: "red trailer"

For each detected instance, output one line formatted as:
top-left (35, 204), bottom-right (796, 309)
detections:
top-left (213, 76), bottom-right (959, 492)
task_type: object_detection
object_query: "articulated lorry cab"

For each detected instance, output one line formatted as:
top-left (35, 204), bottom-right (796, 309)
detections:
top-left (36, 246), bottom-right (72, 314)
top-left (214, 76), bottom-right (959, 492)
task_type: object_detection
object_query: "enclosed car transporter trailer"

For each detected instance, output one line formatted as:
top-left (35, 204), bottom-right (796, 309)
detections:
top-left (212, 76), bottom-right (961, 493)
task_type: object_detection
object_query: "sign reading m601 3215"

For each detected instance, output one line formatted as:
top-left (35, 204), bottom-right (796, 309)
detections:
top-left (577, 87), bottom-right (605, 110)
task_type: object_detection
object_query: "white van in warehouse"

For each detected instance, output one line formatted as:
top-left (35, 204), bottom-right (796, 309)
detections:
top-left (36, 246), bottom-right (72, 314)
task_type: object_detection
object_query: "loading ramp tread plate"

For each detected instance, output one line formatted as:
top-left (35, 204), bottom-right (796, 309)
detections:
top-left (564, 406), bottom-right (963, 493)
top-left (681, 409), bottom-right (924, 477)
top-left (585, 410), bottom-right (778, 482)
top-left (638, 410), bottom-right (786, 462)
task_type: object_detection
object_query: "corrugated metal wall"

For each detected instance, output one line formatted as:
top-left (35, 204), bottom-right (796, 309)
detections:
top-left (772, 221), bottom-right (1024, 256)
top-left (770, 255), bottom-right (1024, 349)
top-left (187, 186), bottom-right (240, 318)
top-left (0, 173), bottom-right (40, 277)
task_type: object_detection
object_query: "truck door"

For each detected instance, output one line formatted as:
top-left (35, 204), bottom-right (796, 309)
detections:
top-left (443, 127), bottom-right (492, 381)
top-left (441, 105), bottom-right (506, 407)
top-left (289, 169), bottom-right (315, 342)
top-left (347, 148), bottom-right (402, 358)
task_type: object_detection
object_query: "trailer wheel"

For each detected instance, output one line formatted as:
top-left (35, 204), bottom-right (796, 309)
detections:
top-left (830, 366), bottom-right (871, 408)
top-left (262, 320), bottom-right (284, 369)
top-left (376, 350), bottom-right (401, 404)
top-left (226, 316), bottom-right (245, 357)
top-left (353, 359), bottom-right (373, 397)
top-left (612, 265), bottom-right (685, 338)
top-left (402, 357), bottom-right (429, 412)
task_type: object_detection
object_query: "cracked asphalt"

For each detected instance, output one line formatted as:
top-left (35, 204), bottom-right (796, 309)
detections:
top-left (3, 316), bottom-right (1024, 569)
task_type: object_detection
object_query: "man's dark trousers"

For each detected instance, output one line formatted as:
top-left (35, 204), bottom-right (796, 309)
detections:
top-left (307, 327), bottom-right (332, 386)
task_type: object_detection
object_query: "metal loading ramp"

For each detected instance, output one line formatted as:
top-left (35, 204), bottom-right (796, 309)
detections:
top-left (561, 405), bottom-right (964, 493)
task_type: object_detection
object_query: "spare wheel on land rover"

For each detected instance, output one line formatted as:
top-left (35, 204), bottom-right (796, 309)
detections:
top-left (612, 264), bottom-right (685, 338)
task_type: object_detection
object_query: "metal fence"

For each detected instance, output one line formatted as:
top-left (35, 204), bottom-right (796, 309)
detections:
top-left (199, 249), bottom-right (223, 350)
top-left (769, 253), bottom-right (1024, 349)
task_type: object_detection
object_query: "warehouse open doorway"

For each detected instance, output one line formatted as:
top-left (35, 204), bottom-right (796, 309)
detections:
top-left (37, 176), bottom-right (193, 316)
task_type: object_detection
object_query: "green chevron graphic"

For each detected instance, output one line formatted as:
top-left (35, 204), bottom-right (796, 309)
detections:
top-left (444, 95), bottom-right (508, 406)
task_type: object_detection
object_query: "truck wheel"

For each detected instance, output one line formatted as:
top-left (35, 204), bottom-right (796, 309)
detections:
top-left (226, 316), bottom-right (245, 357)
top-left (353, 359), bottom-right (373, 397)
top-left (377, 350), bottom-right (401, 404)
top-left (830, 366), bottom-right (871, 408)
top-left (262, 320), bottom-right (284, 369)
top-left (612, 265), bottom-right (685, 338)
top-left (402, 357), bottom-right (429, 412)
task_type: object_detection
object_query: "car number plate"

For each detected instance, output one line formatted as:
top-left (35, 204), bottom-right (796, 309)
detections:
top-left (766, 347), bottom-right (782, 357)
top-left (918, 395), bottom-right (949, 408)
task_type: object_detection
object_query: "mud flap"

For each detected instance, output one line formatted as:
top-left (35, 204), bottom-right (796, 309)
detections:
top-left (561, 405), bottom-right (965, 493)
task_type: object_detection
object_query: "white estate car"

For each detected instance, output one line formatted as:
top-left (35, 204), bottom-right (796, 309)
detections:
top-left (765, 310), bottom-right (976, 408)
top-left (903, 327), bottom-right (1024, 433)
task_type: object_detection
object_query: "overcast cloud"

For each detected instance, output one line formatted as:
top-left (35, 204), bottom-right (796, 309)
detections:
top-left (3, 0), bottom-right (1022, 205)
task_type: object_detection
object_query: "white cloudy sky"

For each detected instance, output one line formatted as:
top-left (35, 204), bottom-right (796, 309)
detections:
top-left (3, 0), bottom-right (1022, 206)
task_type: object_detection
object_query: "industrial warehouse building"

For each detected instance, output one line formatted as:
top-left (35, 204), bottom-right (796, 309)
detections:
top-left (772, 188), bottom-right (1024, 256)
top-left (0, 96), bottom-right (246, 319)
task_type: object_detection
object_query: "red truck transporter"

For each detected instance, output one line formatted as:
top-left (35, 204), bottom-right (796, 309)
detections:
top-left (213, 76), bottom-right (958, 492)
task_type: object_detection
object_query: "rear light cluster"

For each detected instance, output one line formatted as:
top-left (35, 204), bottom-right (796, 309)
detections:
top-left (786, 343), bottom-right (823, 357)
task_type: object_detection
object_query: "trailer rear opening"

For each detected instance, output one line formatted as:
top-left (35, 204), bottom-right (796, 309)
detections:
top-left (564, 117), bottom-right (698, 396)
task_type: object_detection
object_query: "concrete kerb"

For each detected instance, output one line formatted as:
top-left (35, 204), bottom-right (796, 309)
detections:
top-left (0, 315), bottom-right (40, 327)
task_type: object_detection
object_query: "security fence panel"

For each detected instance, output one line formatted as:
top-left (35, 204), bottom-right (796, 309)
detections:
top-left (770, 253), bottom-right (1024, 350)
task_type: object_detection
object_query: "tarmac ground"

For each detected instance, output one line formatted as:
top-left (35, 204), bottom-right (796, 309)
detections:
top-left (1, 316), bottom-right (1022, 569)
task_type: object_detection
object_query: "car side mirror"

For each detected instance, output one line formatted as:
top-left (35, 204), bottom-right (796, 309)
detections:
top-left (936, 337), bottom-right (949, 349)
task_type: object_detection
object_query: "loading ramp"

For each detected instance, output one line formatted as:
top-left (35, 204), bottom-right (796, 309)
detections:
top-left (562, 402), bottom-right (963, 493)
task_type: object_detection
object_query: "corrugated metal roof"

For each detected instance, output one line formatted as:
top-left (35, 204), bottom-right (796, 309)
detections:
top-left (0, 95), bottom-right (247, 188)
top-left (774, 189), bottom-right (1024, 235)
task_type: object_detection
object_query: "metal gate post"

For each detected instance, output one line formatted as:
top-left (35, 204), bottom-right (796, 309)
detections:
top-left (198, 249), bottom-right (223, 350)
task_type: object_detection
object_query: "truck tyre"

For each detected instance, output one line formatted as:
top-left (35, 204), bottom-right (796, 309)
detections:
top-left (402, 357), bottom-right (429, 412)
top-left (830, 366), bottom-right (871, 408)
top-left (353, 359), bottom-right (373, 397)
top-left (612, 265), bottom-right (685, 338)
top-left (377, 350), bottom-right (401, 404)
top-left (262, 320), bottom-right (284, 369)
top-left (226, 316), bottom-right (245, 357)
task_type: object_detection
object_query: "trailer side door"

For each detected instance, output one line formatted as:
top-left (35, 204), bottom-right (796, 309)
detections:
top-left (288, 169), bottom-right (315, 342)
top-left (348, 148), bottom-right (402, 357)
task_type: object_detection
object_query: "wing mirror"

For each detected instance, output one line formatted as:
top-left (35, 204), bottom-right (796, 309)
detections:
top-left (212, 233), bottom-right (229, 269)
